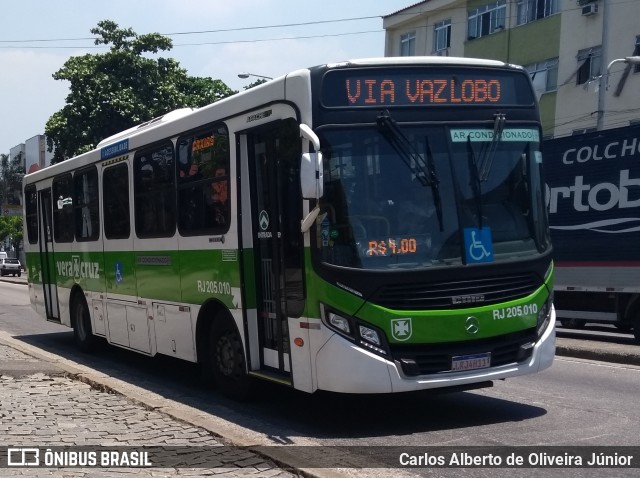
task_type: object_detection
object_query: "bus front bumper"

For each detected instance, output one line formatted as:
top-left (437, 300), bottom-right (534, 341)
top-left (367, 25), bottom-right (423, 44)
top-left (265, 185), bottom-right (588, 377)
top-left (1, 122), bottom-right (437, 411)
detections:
top-left (314, 307), bottom-right (556, 394)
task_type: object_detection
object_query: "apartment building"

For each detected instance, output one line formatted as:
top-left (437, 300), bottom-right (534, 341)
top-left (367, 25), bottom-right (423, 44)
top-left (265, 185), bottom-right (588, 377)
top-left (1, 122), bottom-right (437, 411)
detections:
top-left (383, 0), bottom-right (640, 138)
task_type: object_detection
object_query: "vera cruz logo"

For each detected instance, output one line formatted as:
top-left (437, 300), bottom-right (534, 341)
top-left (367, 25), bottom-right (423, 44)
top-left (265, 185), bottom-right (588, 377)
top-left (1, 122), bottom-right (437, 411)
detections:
top-left (391, 318), bottom-right (412, 341)
top-left (56, 256), bottom-right (100, 282)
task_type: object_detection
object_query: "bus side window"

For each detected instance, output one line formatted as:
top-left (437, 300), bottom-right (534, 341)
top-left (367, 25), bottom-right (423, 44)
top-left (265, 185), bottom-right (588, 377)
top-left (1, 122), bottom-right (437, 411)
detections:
top-left (52, 174), bottom-right (74, 243)
top-left (74, 166), bottom-right (100, 241)
top-left (134, 143), bottom-right (176, 238)
top-left (25, 186), bottom-right (39, 245)
top-left (103, 163), bottom-right (130, 239)
top-left (177, 124), bottom-right (230, 236)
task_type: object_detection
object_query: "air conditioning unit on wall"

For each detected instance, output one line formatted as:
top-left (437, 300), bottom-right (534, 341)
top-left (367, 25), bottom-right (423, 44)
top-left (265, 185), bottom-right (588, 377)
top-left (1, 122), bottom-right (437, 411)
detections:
top-left (582, 3), bottom-right (598, 16)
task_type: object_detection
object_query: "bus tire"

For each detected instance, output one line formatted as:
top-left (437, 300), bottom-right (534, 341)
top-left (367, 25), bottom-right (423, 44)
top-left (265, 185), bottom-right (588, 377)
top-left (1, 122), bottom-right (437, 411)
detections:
top-left (208, 313), bottom-right (251, 400)
top-left (72, 295), bottom-right (95, 353)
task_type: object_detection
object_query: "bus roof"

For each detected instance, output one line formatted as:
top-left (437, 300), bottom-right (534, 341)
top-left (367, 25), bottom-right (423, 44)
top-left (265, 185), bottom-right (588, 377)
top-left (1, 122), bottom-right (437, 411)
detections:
top-left (325, 56), bottom-right (521, 70)
top-left (24, 56), bottom-right (524, 185)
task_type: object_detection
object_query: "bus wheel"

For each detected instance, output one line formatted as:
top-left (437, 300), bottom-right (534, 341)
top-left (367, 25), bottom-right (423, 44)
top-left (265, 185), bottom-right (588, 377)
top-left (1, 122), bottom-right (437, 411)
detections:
top-left (72, 296), bottom-right (95, 353)
top-left (209, 314), bottom-right (251, 400)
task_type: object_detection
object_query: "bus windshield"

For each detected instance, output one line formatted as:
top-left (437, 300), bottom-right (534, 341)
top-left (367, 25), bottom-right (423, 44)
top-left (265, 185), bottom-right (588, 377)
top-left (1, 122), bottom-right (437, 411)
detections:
top-left (315, 122), bottom-right (549, 270)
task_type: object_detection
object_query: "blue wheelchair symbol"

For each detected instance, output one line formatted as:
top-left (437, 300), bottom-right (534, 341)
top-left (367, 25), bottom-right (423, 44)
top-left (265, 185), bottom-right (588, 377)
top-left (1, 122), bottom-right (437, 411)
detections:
top-left (115, 262), bottom-right (124, 283)
top-left (464, 227), bottom-right (494, 264)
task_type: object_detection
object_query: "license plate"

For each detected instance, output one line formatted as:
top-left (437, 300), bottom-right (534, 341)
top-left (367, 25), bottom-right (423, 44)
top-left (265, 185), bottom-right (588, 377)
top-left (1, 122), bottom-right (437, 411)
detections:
top-left (451, 352), bottom-right (491, 371)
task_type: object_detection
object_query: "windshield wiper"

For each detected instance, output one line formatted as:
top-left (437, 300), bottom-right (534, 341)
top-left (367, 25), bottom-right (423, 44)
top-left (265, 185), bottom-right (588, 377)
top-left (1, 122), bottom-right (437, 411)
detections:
top-left (477, 113), bottom-right (506, 181)
top-left (467, 135), bottom-right (484, 229)
top-left (377, 111), bottom-right (443, 231)
top-left (424, 137), bottom-right (443, 232)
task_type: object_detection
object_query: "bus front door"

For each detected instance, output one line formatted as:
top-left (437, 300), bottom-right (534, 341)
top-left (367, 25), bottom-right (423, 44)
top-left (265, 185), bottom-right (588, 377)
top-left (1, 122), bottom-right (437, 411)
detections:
top-left (38, 188), bottom-right (61, 322)
top-left (246, 119), bottom-right (303, 381)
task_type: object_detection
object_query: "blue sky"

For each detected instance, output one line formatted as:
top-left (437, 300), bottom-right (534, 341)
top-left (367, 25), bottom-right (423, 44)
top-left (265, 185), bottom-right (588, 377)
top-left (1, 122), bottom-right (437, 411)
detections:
top-left (0, 0), bottom-right (413, 156)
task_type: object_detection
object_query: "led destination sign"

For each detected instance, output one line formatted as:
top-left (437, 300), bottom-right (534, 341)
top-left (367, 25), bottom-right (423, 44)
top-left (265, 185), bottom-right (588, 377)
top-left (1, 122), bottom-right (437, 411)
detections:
top-left (321, 68), bottom-right (533, 108)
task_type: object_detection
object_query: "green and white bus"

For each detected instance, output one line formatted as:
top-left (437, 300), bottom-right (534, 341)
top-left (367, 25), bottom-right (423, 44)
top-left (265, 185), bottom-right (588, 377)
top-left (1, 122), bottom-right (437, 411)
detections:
top-left (24, 57), bottom-right (555, 397)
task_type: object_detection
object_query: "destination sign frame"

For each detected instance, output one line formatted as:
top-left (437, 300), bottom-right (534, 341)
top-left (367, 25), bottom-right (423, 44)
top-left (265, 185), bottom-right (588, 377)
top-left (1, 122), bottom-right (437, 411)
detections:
top-left (321, 67), bottom-right (534, 108)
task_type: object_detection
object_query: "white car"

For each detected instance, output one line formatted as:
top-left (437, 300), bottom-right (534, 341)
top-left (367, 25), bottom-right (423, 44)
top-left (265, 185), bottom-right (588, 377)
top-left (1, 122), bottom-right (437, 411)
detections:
top-left (0, 258), bottom-right (22, 277)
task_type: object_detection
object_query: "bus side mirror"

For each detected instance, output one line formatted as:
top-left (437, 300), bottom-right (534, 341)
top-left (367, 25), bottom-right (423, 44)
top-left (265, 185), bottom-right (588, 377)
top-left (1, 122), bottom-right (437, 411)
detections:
top-left (300, 152), bottom-right (323, 199)
top-left (299, 124), bottom-right (324, 200)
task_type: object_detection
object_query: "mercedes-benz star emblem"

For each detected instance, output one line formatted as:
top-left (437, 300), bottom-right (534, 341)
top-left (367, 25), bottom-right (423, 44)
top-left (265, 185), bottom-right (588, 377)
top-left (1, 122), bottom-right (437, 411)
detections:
top-left (465, 316), bottom-right (480, 335)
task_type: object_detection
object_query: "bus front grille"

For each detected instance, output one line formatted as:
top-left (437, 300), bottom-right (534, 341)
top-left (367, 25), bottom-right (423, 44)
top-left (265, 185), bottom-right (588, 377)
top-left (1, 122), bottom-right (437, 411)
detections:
top-left (389, 328), bottom-right (538, 376)
top-left (370, 273), bottom-right (540, 310)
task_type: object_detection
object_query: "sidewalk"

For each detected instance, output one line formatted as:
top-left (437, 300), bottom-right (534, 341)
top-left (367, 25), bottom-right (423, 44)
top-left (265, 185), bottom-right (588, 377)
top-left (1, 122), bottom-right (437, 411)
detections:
top-left (0, 336), bottom-right (300, 477)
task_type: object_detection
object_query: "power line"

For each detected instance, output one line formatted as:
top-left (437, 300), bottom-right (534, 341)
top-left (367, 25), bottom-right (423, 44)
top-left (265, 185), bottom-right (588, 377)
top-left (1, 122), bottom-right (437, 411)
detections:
top-left (0, 29), bottom-right (384, 50)
top-left (162, 16), bottom-right (381, 36)
top-left (0, 15), bottom-right (383, 45)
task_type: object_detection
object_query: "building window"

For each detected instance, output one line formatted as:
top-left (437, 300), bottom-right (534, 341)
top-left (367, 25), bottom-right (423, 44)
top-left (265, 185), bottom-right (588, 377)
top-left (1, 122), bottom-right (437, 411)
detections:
top-left (434, 19), bottom-right (451, 52)
top-left (468, 0), bottom-right (506, 40)
top-left (576, 47), bottom-right (602, 85)
top-left (517, 0), bottom-right (559, 26)
top-left (400, 31), bottom-right (416, 56)
top-left (525, 58), bottom-right (559, 93)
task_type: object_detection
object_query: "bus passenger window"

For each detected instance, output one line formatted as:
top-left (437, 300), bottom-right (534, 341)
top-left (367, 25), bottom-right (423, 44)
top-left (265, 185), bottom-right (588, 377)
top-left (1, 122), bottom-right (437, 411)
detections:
top-left (134, 143), bottom-right (176, 238)
top-left (74, 166), bottom-right (100, 241)
top-left (176, 124), bottom-right (230, 236)
top-left (209, 168), bottom-right (229, 226)
top-left (103, 163), bottom-right (130, 239)
top-left (52, 174), bottom-right (74, 243)
top-left (25, 186), bottom-right (39, 244)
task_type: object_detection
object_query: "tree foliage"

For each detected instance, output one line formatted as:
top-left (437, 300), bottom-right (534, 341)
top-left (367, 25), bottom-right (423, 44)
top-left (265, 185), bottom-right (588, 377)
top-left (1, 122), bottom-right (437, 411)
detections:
top-left (243, 78), bottom-right (268, 90)
top-left (45, 20), bottom-right (236, 163)
top-left (0, 215), bottom-right (23, 253)
top-left (0, 152), bottom-right (25, 206)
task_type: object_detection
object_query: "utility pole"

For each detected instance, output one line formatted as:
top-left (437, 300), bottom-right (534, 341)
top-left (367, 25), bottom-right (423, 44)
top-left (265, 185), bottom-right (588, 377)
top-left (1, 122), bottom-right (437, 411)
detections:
top-left (596, 0), bottom-right (610, 131)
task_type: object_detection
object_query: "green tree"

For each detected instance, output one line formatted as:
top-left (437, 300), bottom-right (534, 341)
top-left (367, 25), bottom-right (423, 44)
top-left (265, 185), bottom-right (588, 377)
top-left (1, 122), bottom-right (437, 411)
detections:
top-left (45, 20), bottom-right (236, 163)
top-left (0, 152), bottom-right (25, 207)
top-left (0, 216), bottom-right (23, 255)
top-left (243, 78), bottom-right (268, 90)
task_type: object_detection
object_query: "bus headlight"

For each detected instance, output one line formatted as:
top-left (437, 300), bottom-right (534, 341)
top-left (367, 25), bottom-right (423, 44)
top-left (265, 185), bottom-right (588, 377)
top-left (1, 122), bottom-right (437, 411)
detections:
top-left (327, 311), bottom-right (352, 335)
top-left (321, 304), bottom-right (390, 357)
top-left (359, 325), bottom-right (381, 346)
top-left (537, 292), bottom-right (553, 338)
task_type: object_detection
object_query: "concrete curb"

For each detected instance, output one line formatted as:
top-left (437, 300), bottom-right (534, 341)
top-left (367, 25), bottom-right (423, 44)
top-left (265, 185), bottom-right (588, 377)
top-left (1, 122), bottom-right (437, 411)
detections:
top-left (555, 340), bottom-right (640, 367)
top-left (0, 276), bottom-right (27, 285)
